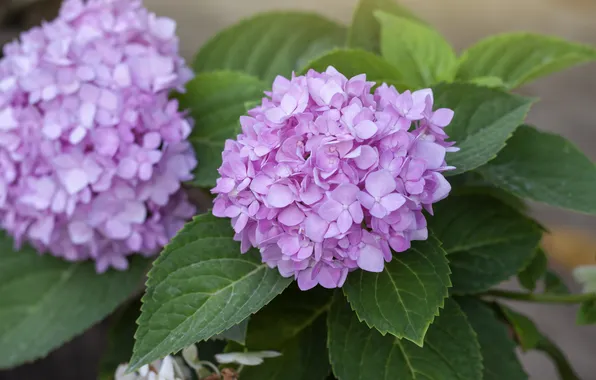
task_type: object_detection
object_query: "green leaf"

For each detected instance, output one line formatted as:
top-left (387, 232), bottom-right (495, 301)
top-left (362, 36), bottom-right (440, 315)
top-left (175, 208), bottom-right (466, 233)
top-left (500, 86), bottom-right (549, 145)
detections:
top-left (179, 71), bottom-right (266, 188)
top-left (241, 286), bottom-right (332, 380)
top-left (450, 172), bottom-right (528, 211)
top-left (477, 125), bottom-right (596, 215)
top-left (457, 33), bottom-right (596, 89)
top-left (545, 271), bottom-right (570, 294)
top-left (0, 234), bottom-right (148, 369)
top-left (432, 83), bottom-right (534, 175)
top-left (518, 249), bottom-right (548, 292)
top-left (375, 11), bottom-right (457, 87)
top-left (328, 294), bottom-right (482, 380)
top-left (457, 297), bottom-right (527, 380)
top-left (498, 305), bottom-right (541, 351)
top-left (348, 0), bottom-right (426, 52)
top-left (129, 214), bottom-right (292, 371)
top-left (465, 76), bottom-right (506, 89)
top-left (211, 318), bottom-right (249, 345)
top-left (343, 237), bottom-right (450, 345)
top-left (99, 299), bottom-right (143, 380)
top-left (430, 194), bottom-right (542, 294)
top-left (577, 299), bottom-right (596, 325)
top-left (536, 336), bottom-right (581, 380)
top-left (193, 12), bottom-right (346, 82)
top-left (301, 48), bottom-right (402, 81)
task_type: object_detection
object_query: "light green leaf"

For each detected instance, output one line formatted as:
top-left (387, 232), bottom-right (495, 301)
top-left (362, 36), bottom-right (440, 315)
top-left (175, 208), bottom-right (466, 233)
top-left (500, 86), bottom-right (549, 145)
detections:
top-left (498, 305), bottom-right (541, 351)
top-left (430, 194), bottom-right (542, 294)
top-left (178, 71), bottom-right (265, 188)
top-left (457, 33), bottom-right (596, 89)
top-left (518, 249), bottom-right (548, 292)
top-left (328, 294), bottom-right (482, 380)
top-left (301, 48), bottom-right (402, 81)
top-left (577, 299), bottom-right (596, 325)
top-left (242, 286), bottom-right (332, 380)
top-left (375, 11), bottom-right (457, 87)
top-left (432, 83), bottom-right (534, 175)
top-left (343, 237), bottom-right (450, 345)
top-left (465, 76), bottom-right (506, 89)
top-left (99, 299), bottom-right (143, 380)
top-left (193, 12), bottom-right (346, 82)
top-left (477, 125), bottom-right (596, 215)
top-left (129, 215), bottom-right (292, 371)
top-left (0, 234), bottom-right (148, 369)
top-left (457, 297), bottom-right (527, 380)
top-left (348, 0), bottom-right (426, 52)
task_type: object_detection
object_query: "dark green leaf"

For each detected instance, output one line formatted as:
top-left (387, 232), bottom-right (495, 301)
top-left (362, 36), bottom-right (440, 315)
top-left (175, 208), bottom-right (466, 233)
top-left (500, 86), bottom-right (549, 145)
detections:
top-left (498, 305), bottom-right (541, 351)
top-left (376, 11), bottom-right (456, 87)
top-left (477, 125), bottom-right (596, 215)
top-left (577, 299), bottom-right (596, 325)
top-left (328, 294), bottom-right (482, 380)
top-left (457, 33), bottom-right (596, 89)
top-left (545, 271), bottom-right (570, 294)
top-left (433, 83), bottom-right (534, 175)
top-left (193, 12), bottom-right (346, 82)
top-left (242, 286), bottom-right (332, 380)
top-left (0, 234), bottom-right (148, 369)
top-left (129, 215), bottom-right (292, 371)
top-left (343, 237), bottom-right (450, 345)
top-left (348, 0), bottom-right (425, 52)
top-left (211, 318), bottom-right (249, 345)
top-left (536, 336), bottom-right (581, 380)
top-left (431, 194), bottom-right (542, 294)
top-left (99, 299), bottom-right (143, 380)
top-left (465, 76), bottom-right (506, 89)
top-left (300, 48), bottom-right (402, 81)
top-left (179, 72), bottom-right (265, 188)
top-left (518, 249), bottom-right (548, 292)
top-left (457, 297), bottom-right (527, 380)
top-left (450, 172), bottom-right (528, 211)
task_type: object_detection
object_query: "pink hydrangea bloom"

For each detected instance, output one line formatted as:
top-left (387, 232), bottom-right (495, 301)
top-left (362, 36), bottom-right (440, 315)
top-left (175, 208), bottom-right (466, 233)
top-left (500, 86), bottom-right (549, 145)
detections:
top-left (0, 0), bottom-right (197, 272)
top-left (213, 67), bottom-right (456, 290)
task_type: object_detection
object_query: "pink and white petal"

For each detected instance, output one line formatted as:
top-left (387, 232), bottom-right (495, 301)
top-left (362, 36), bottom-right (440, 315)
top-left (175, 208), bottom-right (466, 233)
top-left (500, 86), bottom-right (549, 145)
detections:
top-left (233, 213), bottom-right (249, 233)
top-left (266, 184), bottom-right (294, 208)
top-left (357, 245), bottom-right (385, 273)
top-left (337, 210), bottom-right (353, 234)
top-left (331, 183), bottom-right (360, 205)
top-left (369, 202), bottom-right (388, 219)
top-left (365, 170), bottom-right (396, 197)
top-left (412, 140), bottom-right (446, 170)
top-left (297, 268), bottom-right (319, 291)
top-left (353, 145), bottom-right (378, 170)
top-left (318, 200), bottom-right (343, 222)
top-left (348, 202), bottom-right (364, 224)
top-left (380, 193), bottom-right (406, 212)
top-left (278, 205), bottom-right (306, 226)
top-left (358, 192), bottom-right (376, 210)
top-left (305, 214), bottom-right (329, 243)
top-left (431, 108), bottom-right (454, 127)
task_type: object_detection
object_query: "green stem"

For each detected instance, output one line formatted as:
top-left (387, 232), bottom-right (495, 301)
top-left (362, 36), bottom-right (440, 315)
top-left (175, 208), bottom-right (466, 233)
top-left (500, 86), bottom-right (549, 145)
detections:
top-left (484, 289), bottom-right (596, 304)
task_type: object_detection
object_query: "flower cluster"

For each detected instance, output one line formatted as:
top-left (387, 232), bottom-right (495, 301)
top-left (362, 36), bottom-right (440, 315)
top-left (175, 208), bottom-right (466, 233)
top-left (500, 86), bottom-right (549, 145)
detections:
top-left (0, 0), bottom-right (197, 271)
top-left (213, 67), bottom-right (456, 290)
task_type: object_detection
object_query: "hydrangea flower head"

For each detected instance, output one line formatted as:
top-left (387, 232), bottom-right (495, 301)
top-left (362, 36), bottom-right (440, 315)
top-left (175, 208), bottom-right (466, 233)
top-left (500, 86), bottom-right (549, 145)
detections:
top-left (0, 0), bottom-right (197, 272)
top-left (213, 67), bottom-right (456, 290)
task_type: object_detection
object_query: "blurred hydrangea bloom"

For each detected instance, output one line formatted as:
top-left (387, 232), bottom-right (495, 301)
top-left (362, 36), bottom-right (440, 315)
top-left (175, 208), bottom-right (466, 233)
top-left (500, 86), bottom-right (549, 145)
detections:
top-left (0, 0), bottom-right (197, 272)
top-left (213, 67), bottom-right (457, 290)
top-left (115, 356), bottom-right (189, 380)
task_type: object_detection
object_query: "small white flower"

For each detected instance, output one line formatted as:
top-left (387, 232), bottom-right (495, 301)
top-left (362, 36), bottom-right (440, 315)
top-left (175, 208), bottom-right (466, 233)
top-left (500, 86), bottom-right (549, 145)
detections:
top-left (573, 265), bottom-right (596, 293)
top-left (115, 355), bottom-right (188, 380)
top-left (215, 351), bottom-right (282, 366)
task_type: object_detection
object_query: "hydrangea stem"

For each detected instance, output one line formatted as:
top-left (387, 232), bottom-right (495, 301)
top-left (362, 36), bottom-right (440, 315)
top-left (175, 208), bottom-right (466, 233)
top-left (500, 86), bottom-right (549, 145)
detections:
top-left (484, 289), bottom-right (596, 304)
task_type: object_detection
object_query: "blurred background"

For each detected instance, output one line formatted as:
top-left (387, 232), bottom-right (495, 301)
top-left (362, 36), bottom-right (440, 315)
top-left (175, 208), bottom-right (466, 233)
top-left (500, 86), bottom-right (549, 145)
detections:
top-left (1, 0), bottom-right (596, 379)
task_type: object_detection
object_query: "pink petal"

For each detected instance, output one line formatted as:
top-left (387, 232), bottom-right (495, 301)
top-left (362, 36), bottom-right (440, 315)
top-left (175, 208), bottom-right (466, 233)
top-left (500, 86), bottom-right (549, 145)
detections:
top-left (318, 200), bottom-right (343, 222)
top-left (431, 108), bottom-right (454, 127)
top-left (365, 170), bottom-right (396, 197)
top-left (305, 214), bottom-right (328, 243)
top-left (412, 141), bottom-right (446, 170)
top-left (278, 205), bottom-right (305, 226)
top-left (297, 268), bottom-right (318, 291)
top-left (68, 221), bottom-right (93, 244)
top-left (250, 175), bottom-right (273, 194)
top-left (370, 202), bottom-right (388, 219)
top-left (354, 120), bottom-right (378, 140)
top-left (353, 145), bottom-right (378, 170)
top-left (357, 245), bottom-right (385, 272)
top-left (337, 210), bottom-right (353, 234)
top-left (317, 266), bottom-right (342, 289)
top-left (331, 183), bottom-right (359, 205)
top-left (233, 213), bottom-right (249, 233)
top-left (348, 202), bottom-right (364, 224)
top-left (380, 193), bottom-right (406, 213)
top-left (430, 173), bottom-right (451, 202)
top-left (266, 184), bottom-right (294, 208)
top-left (358, 192), bottom-right (375, 210)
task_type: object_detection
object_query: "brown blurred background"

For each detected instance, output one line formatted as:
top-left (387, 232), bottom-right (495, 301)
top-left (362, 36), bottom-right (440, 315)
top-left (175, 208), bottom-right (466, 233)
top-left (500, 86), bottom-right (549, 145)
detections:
top-left (1, 0), bottom-right (596, 379)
